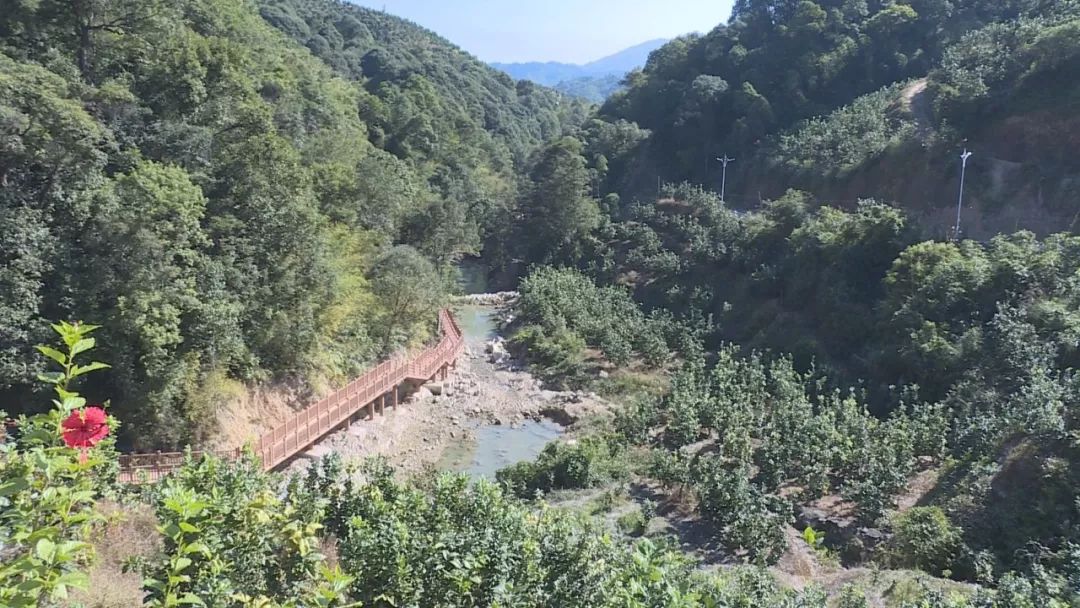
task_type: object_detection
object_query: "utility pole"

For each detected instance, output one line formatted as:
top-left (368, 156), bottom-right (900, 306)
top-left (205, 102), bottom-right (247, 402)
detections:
top-left (954, 148), bottom-right (973, 240)
top-left (716, 155), bottom-right (735, 203)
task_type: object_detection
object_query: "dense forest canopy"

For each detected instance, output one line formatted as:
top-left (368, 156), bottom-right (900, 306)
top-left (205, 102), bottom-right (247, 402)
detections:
top-left (591, 0), bottom-right (1080, 200)
top-left (0, 0), bottom-right (581, 449)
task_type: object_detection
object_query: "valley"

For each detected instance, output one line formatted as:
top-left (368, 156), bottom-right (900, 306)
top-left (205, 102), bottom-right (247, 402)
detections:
top-left (2, 0), bottom-right (1080, 606)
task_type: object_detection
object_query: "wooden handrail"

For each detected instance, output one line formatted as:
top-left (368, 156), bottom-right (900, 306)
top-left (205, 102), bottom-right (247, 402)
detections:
top-left (118, 309), bottom-right (465, 483)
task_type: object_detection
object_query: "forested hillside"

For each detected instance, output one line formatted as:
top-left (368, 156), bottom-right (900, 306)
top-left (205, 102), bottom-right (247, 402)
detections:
top-left (0, 0), bottom-right (579, 449)
top-left (257, 0), bottom-right (591, 256)
top-left (587, 0), bottom-right (1080, 235)
top-left (487, 2), bottom-right (1080, 605)
top-left (4, 0), bottom-right (1080, 606)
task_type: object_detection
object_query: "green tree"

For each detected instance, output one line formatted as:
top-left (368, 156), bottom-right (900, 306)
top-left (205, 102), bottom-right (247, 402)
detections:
top-left (517, 137), bottom-right (601, 264)
top-left (88, 161), bottom-right (213, 448)
top-left (368, 245), bottom-right (446, 353)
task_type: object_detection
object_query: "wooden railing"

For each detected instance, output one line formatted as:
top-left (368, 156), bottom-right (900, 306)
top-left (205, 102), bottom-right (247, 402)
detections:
top-left (118, 309), bottom-right (465, 483)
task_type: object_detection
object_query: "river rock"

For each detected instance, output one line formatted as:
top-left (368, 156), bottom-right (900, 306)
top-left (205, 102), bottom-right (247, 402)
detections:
top-left (485, 338), bottom-right (511, 364)
top-left (301, 444), bottom-right (332, 460)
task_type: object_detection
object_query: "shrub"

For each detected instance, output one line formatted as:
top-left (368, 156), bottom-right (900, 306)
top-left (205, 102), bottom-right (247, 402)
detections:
top-left (0, 322), bottom-right (115, 607)
top-left (647, 449), bottom-right (693, 488)
top-left (616, 509), bottom-right (648, 537)
top-left (141, 454), bottom-right (342, 606)
top-left (516, 267), bottom-right (671, 368)
top-left (614, 397), bottom-right (661, 444)
top-left (691, 459), bottom-right (791, 566)
top-left (772, 81), bottom-right (917, 174)
top-left (508, 324), bottom-right (589, 388)
top-left (885, 506), bottom-right (965, 576)
top-left (496, 435), bottom-right (629, 498)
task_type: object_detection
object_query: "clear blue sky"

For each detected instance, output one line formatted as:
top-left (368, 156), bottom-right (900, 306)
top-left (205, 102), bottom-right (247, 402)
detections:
top-left (348, 0), bottom-right (735, 64)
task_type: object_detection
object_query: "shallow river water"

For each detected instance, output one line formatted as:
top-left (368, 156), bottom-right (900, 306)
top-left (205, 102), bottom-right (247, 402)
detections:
top-left (441, 261), bottom-right (565, 479)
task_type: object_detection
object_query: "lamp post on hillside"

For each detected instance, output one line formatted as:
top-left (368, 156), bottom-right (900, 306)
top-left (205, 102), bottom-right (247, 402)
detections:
top-left (954, 148), bottom-right (973, 240)
top-left (717, 155), bottom-right (735, 203)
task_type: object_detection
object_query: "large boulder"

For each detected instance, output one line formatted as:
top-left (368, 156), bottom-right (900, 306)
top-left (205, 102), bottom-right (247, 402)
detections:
top-left (486, 337), bottom-right (511, 365)
top-left (408, 386), bottom-right (433, 403)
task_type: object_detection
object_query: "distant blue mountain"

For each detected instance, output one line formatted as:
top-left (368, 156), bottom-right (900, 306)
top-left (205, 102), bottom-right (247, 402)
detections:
top-left (492, 38), bottom-right (669, 102)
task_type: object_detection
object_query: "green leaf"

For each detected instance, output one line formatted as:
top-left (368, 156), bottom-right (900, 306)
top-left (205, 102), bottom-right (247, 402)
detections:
top-left (15, 578), bottom-right (43, 593)
top-left (183, 542), bottom-right (210, 556)
top-left (35, 538), bottom-right (56, 562)
top-left (62, 396), bottom-right (87, 412)
top-left (0, 477), bottom-right (29, 497)
top-left (178, 593), bottom-right (206, 606)
top-left (56, 571), bottom-right (90, 589)
top-left (35, 345), bottom-right (67, 366)
top-left (37, 371), bottom-right (65, 385)
top-left (69, 361), bottom-right (111, 378)
top-left (71, 338), bottom-right (95, 356)
top-left (173, 557), bottom-right (193, 572)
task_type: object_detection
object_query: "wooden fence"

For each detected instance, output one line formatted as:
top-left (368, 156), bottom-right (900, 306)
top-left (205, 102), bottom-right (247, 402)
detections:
top-left (118, 309), bottom-right (465, 483)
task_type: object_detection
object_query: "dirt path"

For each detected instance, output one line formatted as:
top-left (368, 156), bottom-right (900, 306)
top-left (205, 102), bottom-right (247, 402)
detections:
top-left (284, 308), bottom-right (610, 477)
top-left (901, 78), bottom-right (934, 142)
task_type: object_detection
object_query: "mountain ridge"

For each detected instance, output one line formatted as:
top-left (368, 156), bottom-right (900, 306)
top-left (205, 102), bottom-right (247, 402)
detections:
top-left (491, 37), bottom-right (669, 94)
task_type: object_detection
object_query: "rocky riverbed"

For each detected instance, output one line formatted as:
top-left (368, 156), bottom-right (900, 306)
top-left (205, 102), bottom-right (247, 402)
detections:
top-left (285, 307), bottom-right (609, 476)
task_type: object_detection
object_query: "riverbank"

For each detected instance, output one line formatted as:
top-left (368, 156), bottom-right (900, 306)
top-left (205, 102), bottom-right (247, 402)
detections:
top-left (285, 303), bottom-right (610, 477)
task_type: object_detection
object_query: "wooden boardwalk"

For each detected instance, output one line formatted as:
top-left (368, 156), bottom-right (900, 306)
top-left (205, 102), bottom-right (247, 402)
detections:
top-left (118, 309), bottom-right (465, 483)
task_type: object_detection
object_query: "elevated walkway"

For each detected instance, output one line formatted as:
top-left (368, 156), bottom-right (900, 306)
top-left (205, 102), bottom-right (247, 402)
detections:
top-left (118, 309), bottom-right (464, 482)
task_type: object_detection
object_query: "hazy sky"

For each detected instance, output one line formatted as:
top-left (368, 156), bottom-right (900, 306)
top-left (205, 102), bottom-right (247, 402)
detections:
top-left (348, 0), bottom-right (735, 64)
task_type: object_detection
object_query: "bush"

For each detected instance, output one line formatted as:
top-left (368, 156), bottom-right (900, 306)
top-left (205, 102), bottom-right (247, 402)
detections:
top-left (0, 322), bottom-right (116, 606)
top-left (614, 397), bottom-right (661, 444)
top-left (516, 267), bottom-right (671, 368)
top-left (496, 435), bottom-right (629, 498)
top-left (647, 449), bottom-right (693, 488)
top-left (299, 461), bottom-right (735, 608)
top-left (885, 507), bottom-right (965, 576)
top-left (691, 459), bottom-right (791, 566)
top-left (616, 509), bottom-right (648, 537)
top-left (508, 324), bottom-right (589, 388)
top-left (772, 81), bottom-right (917, 174)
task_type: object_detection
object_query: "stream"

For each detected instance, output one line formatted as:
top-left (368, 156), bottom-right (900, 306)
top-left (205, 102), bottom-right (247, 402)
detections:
top-left (440, 261), bottom-right (565, 480)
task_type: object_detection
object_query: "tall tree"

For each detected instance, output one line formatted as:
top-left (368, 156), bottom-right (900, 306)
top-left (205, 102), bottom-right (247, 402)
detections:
top-left (517, 137), bottom-right (601, 264)
top-left (368, 245), bottom-right (446, 354)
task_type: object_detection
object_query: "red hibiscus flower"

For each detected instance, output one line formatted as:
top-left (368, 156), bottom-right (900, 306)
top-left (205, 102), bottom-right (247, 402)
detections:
top-left (62, 407), bottom-right (110, 461)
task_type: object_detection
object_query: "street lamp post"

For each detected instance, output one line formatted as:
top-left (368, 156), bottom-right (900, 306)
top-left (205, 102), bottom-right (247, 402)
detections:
top-left (954, 149), bottom-right (973, 239)
top-left (716, 155), bottom-right (735, 203)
